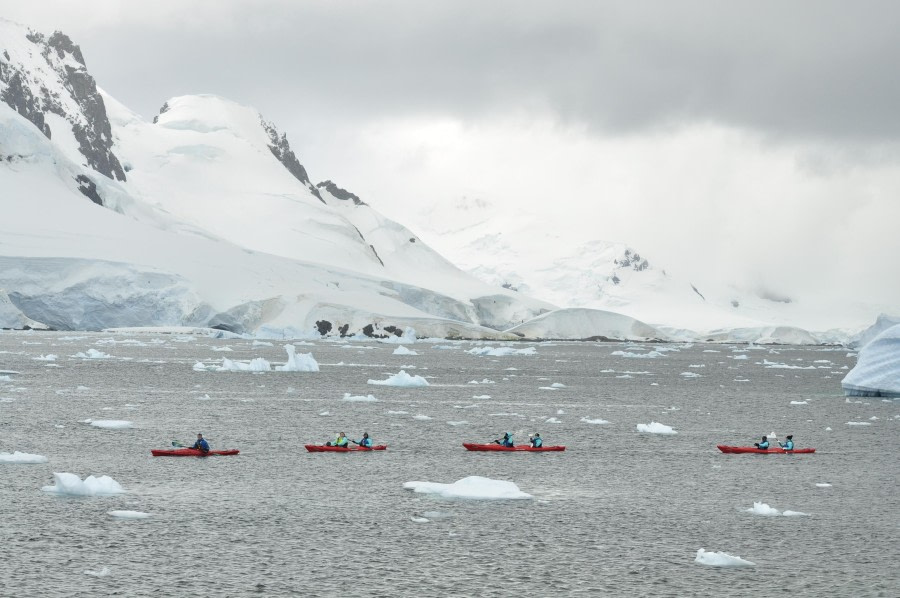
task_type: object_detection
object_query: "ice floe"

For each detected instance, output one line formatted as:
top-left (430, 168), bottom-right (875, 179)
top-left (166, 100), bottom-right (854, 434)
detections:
top-left (342, 393), bottom-right (378, 402)
top-left (695, 549), bottom-right (755, 567)
top-left (368, 370), bottom-right (429, 387)
top-left (32, 354), bottom-right (57, 361)
top-left (815, 483), bottom-right (832, 488)
top-left (846, 421), bottom-right (872, 426)
top-left (636, 422), bottom-right (677, 434)
top-left (545, 417), bottom-right (562, 424)
top-left (790, 401), bottom-right (809, 405)
top-left (392, 345), bottom-right (418, 356)
top-left (581, 417), bottom-right (610, 425)
top-left (0, 451), bottom-right (48, 464)
top-left (73, 349), bottom-right (112, 359)
top-left (108, 510), bottom-right (151, 519)
top-left (42, 473), bottom-right (126, 496)
top-left (744, 501), bottom-right (806, 517)
top-left (472, 394), bottom-right (491, 399)
top-left (679, 372), bottom-right (701, 378)
top-left (413, 414), bottom-right (433, 420)
top-left (83, 567), bottom-right (111, 577)
top-left (447, 420), bottom-right (468, 426)
top-left (85, 420), bottom-right (133, 430)
top-left (611, 350), bottom-right (663, 359)
top-left (467, 346), bottom-right (536, 357)
top-left (275, 345), bottom-right (319, 372)
top-left (403, 476), bottom-right (532, 500)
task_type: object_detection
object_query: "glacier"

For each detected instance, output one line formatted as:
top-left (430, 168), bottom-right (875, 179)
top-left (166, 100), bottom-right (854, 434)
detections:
top-left (841, 324), bottom-right (900, 398)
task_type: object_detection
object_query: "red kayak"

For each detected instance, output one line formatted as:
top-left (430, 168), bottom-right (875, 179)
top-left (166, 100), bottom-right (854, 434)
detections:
top-left (151, 448), bottom-right (240, 457)
top-left (717, 445), bottom-right (815, 454)
top-left (305, 445), bottom-right (387, 452)
top-left (463, 443), bottom-right (565, 452)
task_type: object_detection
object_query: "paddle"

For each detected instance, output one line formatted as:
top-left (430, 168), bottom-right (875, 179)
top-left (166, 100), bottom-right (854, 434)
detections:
top-left (171, 440), bottom-right (185, 448)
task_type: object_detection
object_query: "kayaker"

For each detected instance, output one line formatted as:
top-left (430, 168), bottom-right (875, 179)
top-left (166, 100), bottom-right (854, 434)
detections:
top-left (530, 433), bottom-right (543, 448)
top-left (326, 432), bottom-right (349, 447)
top-left (192, 433), bottom-right (210, 453)
top-left (494, 432), bottom-right (514, 447)
top-left (352, 432), bottom-right (373, 448)
top-left (753, 436), bottom-right (770, 450)
top-left (778, 435), bottom-right (794, 451)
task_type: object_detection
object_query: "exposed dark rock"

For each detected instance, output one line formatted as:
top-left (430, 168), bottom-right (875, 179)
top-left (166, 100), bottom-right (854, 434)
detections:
top-left (74, 174), bottom-right (103, 206)
top-left (369, 244), bottom-right (384, 267)
top-left (338, 323), bottom-right (349, 337)
top-left (47, 31), bottom-right (85, 65)
top-left (152, 101), bottom-right (169, 124)
top-left (383, 325), bottom-right (403, 337)
top-left (409, 237), bottom-right (416, 243)
top-left (691, 284), bottom-right (706, 301)
top-left (614, 248), bottom-right (650, 272)
top-left (0, 71), bottom-right (51, 138)
top-left (261, 119), bottom-right (323, 202)
top-left (315, 320), bottom-right (332, 336)
top-left (315, 180), bottom-right (366, 206)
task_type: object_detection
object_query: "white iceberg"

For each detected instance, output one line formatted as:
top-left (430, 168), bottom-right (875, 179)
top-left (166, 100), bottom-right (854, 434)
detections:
top-left (746, 501), bottom-right (781, 516)
top-left (545, 417), bottom-right (562, 424)
top-left (33, 354), bottom-right (58, 361)
top-left (581, 417), bottom-right (610, 425)
top-left (216, 357), bottom-right (272, 372)
top-left (695, 549), bottom-right (755, 567)
top-left (413, 414), bottom-right (433, 420)
top-left (368, 370), bottom-right (429, 387)
top-left (342, 393), bottom-right (378, 402)
top-left (790, 400), bottom-right (809, 405)
top-left (842, 324), bottom-right (900, 397)
top-left (108, 510), bottom-right (151, 519)
top-left (73, 349), bottom-right (112, 359)
top-left (275, 345), bottom-right (319, 372)
top-left (611, 350), bottom-right (664, 359)
top-left (42, 473), bottom-right (126, 496)
top-left (403, 476), bottom-right (533, 500)
top-left (815, 483), bottom-right (832, 488)
top-left (0, 451), bottom-right (48, 464)
top-left (467, 346), bottom-right (536, 356)
top-left (392, 345), bottom-right (418, 356)
top-left (636, 422), bottom-right (677, 435)
top-left (87, 420), bottom-right (134, 430)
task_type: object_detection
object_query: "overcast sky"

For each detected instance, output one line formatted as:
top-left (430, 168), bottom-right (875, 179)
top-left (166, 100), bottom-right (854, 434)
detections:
top-left (5, 0), bottom-right (900, 310)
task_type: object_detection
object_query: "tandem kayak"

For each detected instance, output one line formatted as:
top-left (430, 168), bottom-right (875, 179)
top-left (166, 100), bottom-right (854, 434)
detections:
top-left (717, 445), bottom-right (815, 454)
top-left (305, 445), bottom-right (387, 452)
top-left (463, 443), bottom-right (565, 452)
top-left (151, 449), bottom-right (240, 457)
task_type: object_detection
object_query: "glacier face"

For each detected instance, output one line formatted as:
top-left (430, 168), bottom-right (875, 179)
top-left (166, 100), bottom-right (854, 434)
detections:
top-left (842, 324), bottom-right (900, 397)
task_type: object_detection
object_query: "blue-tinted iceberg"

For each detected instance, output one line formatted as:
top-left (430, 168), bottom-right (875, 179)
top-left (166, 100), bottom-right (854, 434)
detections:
top-left (842, 324), bottom-right (900, 398)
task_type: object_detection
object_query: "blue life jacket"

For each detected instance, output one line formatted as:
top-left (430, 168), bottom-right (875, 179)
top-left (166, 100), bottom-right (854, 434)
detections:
top-left (781, 439), bottom-right (794, 450)
top-left (359, 437), bottom-right (372, 447)
top-left (335, 436), bottom-right (348, 447)
top-left (757, 440), bottom-right (769, 449)
top-left (502, 434), bottom-right (514, 447)
top-left (531, 437), bottom-right (543, 448)
top-left (194, 438), bottom-right (209, 451)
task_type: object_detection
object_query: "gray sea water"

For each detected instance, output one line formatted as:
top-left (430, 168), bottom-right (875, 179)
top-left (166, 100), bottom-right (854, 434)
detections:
top-left (0, 331), bottom-right (897, 597)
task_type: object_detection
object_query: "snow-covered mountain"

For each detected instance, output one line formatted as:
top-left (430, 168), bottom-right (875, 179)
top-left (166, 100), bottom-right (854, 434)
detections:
top-left (0, 19), bottom-right (558, 339)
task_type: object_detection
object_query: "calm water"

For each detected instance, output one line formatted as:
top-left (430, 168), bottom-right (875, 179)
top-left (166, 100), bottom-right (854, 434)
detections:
top-left (0, 332), bottom-right (897, 597)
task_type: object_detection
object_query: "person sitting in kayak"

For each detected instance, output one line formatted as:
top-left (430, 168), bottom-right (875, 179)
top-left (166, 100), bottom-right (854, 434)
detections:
top-left (494, 432), bottom-right (514, 447)
top-left (754, 436), bottom-right (770, 450)
top-left (778, 435), bottom-right (794, 451)
top-left (352, 432), bottom-right (373, 448)
top-left (326, 432), bottom-right (349, 447)
top-left (192, 433), bottom-right (210, 453)
top-left (530, 433), bottom-right (543, 448)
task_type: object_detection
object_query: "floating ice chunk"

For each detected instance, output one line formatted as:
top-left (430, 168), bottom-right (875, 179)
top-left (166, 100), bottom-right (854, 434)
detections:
top-left (469, 379), bottom-right (495, 384)
top-left (551, 382), bottom-right (567, 388)
top-left (413, 414), bottom-right (433, 420)
top-left (368, 370), bottom-right (429, 387)
top-left (731, 355), bottom-right (749, 360)
top-left (824, 427), bottom-right (832, 431)
top-left (545, 417), bottom-right (562, 424)
top-left (342, 393), bottom-right (378, 402)
top-left (319, 411), bottom-right (330, 416)
top-left (211, 346), bottom-right (233, 352)
top-left (782, 510), bottom-right (809, 517)
top-left (746, 502), bottom-right (781, 516)
top-left (611, 351), bottom-right (663, 358)
top-left (0, 451), bottom-right (48, 464)
top-left (215, 357), bottom-right (272, 372)
top-left (467, 346), bottom-right (536, 357)
top-left (679, 372), bottom-right (701, 378)
top-left (83, 567), bottom-right (111, 577)
top-left (556, 409), bottom-right (565, 414)
top-left (695, 549), bottom-right (755, 567)
top-left (386, 410), bottom-right (409, 415)
top-left (410, 516), bottom-right (430, 523)
top-left (763, 360), bottom-right (816, 370)
top-left (33, 354), bottom-right (57, 361)
top-left (73, 349), bottom-right (112, 359)
top-left (87, 420), bottom-right (133, 430)
top-left (379, 327), bottom-right (417, 344)
top-left (472, 395), bottom-right (491, 399)
top-left (846, 421), bottom-right (871, 426)
top-left (790, 401), bottom-right (809, 405)
top-left (252, 340), bottom-right (274, 347)
top-left (703, 350), bottom-right (721, 353)
top-left (581, 417), bottom-right (610, 425)
top-left (688, 364), bottom-right (705, 368)
top-left (869, 416), bottom-right (879, 420)
top-left (108, 510), bottom-right (151, 519)
top-left (275, 345), bottom-right (319, 372)
top-left (42, 473), bottom-right (125, 496)
top-left (393, 346), bottom-right (418, 356)
top-left (447, 420), bottom-right (468, 426)
top-left (0, 375), bottom-right (12, 382)
top-left (815, 483), bottom-right (832, 488)
top-left (636, 422), bottom-right (676, 434)
top-left (403, 476), bottom-right (532, 500)
top-left (614, 375), bottom-right (632, 379)
top-left (192, 361), bottom-right (209, 371)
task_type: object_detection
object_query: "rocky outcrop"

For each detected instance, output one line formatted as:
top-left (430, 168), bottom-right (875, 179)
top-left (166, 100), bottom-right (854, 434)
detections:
top-left (261, 119), bottom-right (323, 202)
top-left (316, 180), bottom-right (366, 205)
top-left (0, 25), bottom-right (126, 181)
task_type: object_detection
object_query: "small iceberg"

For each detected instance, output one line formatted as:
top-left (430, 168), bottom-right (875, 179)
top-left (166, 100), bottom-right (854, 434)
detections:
top-left (581, 417), bottom-right (610, 425)
top-left (342, 393), bottom-right (378, 402)
top-left (695, 548), bottom-right (755, 567)
top-left (108, 510), bottom-right (151, 519)
top-left (368, 370), bottom-right (429, 387)
top-left (0, 451), bottom-right (48, 464)
top-left (790, 400), bottom-right (809, 405)
top-left (33, 354), bottom-right (58, 361)
top-left (275, 345), bottom-right (319, 372)
top-left (466, 346), bottom-right (536, 356)
top-left (86, 420), bottom-right (134, 430)
top-left (393, 345), bottom-right (418, 356)
top-left (545, 417), bottom-right (562, 424)
top-left (403, 476), bottom-right (532, 500)
top-left (73, 349), bottom-right (112, 359)
top-left (42, 473), bottom-right (126, 496)
top-left (413, 414), bottom-right (433, 420)
top-left (746, 501), bottom-right (781, 516)
top-left (216, 357), bottom-right (272, 372)
top-left (83, 567), bottom-right (111, 577)
top-left (610, 350), bottom-right (663, 359)
top-left (636, 422), bottom-right (677, 434)
top-left (816, 483), bottom-right (832, 488)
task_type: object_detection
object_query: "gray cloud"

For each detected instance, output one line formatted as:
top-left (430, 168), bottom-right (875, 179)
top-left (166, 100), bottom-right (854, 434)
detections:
top-left (10, 1), bottom-right (900, 142)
